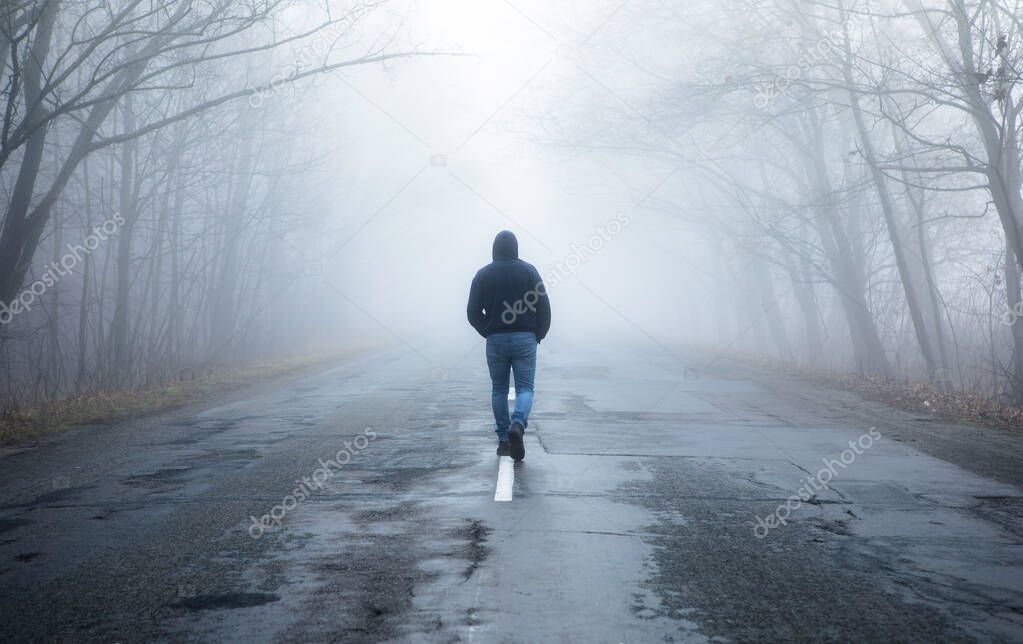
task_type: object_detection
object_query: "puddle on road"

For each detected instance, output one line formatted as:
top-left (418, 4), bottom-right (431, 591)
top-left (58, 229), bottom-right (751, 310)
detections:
top-left (0, 518), bottom-right (32, 536)
top-left (120, 466), bottom-right (192, 492)
top-left (169, 592), bottom-right (279, 611)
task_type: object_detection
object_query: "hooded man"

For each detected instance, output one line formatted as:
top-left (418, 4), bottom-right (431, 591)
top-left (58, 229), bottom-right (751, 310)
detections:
top-left (467, 231), bottom-right (551, 460)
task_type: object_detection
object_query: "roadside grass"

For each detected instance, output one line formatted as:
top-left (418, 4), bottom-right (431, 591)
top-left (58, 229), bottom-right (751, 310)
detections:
top-left (731, 351), bottom-right (1023, 432)
top-left (0, 348), bottom-right (381, 445)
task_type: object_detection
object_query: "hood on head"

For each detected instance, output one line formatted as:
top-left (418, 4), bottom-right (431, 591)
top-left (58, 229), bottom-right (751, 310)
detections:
top-left (492, 230), bottom-right (519, 260)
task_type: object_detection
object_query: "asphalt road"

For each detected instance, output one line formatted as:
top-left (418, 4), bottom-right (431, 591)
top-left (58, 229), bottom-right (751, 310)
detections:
top-left (1, 341), bottom-right (1021, 642)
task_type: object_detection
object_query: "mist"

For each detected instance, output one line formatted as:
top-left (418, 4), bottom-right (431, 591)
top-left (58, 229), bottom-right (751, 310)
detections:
top-left (4, 2), bottom-right (1023, 641)
top-left (1, 0), bottom-right (1016, 402)
top-left (3, 0), bottom-right (1020, 406)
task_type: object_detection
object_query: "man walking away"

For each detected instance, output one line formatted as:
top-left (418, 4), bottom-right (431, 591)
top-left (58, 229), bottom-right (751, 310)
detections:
top-left (467, 231), bottom-right (551, 461)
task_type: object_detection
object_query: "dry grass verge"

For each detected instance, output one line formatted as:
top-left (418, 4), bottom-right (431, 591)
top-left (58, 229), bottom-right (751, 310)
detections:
top-left (731, 351), bottom-right (1023, 432)
top-left (0, 347), bottom-right (382, 445)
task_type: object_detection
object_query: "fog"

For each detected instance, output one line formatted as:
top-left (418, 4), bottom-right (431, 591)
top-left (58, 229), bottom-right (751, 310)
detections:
top-left (2, 0), bottom-right (1022, 407)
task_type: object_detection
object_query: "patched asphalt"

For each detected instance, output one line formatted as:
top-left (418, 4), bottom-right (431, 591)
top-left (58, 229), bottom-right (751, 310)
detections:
top-left (0, 341), bottom-right (1020, 642)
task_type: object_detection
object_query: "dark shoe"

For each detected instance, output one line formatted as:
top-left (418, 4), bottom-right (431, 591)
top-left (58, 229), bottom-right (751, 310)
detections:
top-left (496, 442), bottom-right (510, 457)
top-left (508, 422), bottom-right (525, 461)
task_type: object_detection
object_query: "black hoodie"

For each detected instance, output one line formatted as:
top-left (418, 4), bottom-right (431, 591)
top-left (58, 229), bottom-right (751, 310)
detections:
top-left (467, 231), bottom-right (551, 341)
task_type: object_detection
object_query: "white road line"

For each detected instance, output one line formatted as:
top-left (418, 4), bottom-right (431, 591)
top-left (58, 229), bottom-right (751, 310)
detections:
top-left (494, 456), bottom-right (514, 502)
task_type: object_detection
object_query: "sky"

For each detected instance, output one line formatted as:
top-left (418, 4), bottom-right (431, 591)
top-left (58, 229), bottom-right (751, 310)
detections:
top-left (277, 1), bottom-right (708, 355)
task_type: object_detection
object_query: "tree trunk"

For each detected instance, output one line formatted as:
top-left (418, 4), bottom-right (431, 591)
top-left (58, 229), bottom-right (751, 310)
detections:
top-left (109, 101), bottom-right (137, 384)
top-left (753, 255), bottom-right (794, 361)
top-left (845, 71), bottom-right (942, 380)
top-left (1005, 244), bottom-right (1023, 402)
top-left (0, 1), bottom-right (58, 309)
top-left (208, 130), bottom-right (255, 358)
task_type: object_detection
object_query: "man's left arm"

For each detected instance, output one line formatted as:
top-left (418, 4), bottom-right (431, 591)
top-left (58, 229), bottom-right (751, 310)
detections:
top-left (533, 270), bottom-right (551, 342)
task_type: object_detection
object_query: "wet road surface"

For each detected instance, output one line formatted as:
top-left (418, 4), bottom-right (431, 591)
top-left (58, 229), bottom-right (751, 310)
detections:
top-left (1, 342), bottom-right (1021, 642)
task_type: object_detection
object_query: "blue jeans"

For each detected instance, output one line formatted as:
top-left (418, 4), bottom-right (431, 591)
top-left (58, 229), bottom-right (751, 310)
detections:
top-left (486, 332), bottom-right (537, 442)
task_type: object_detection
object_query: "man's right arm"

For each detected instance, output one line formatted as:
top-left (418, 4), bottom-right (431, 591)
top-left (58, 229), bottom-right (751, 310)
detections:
top-left (467, 272), bottom-right (488, 338)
